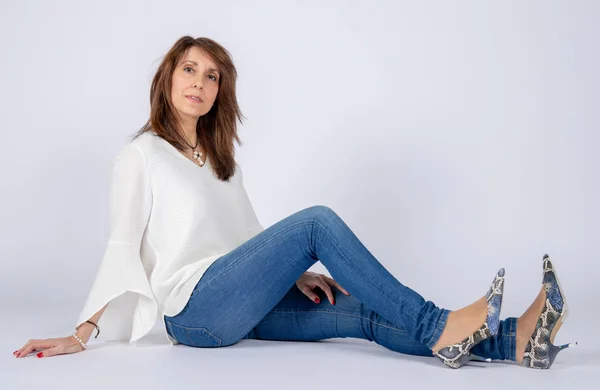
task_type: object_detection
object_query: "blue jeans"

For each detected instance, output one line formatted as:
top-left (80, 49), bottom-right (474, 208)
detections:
top-left (164, 205), bottom-right (517, 361)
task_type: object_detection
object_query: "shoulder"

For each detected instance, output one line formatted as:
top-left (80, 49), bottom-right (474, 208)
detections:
top-left (111, 133), bottom-right (158, 175)
top-left (129, 131), bottom-right (163, 156)
top-left (114, 131), bottom-right (164, 163)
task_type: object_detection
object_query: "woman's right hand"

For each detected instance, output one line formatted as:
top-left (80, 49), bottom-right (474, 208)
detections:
top-left (13, 336), bottom-right (85, 358)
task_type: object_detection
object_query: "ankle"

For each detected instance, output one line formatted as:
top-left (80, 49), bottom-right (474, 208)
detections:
top-left (432, 298), bottom-right (488, 352)
top-left (516, 313), bottom-right (539, 362)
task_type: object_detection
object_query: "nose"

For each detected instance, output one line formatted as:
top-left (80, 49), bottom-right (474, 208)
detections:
top-left (192, 78), bottom-right (203, 90)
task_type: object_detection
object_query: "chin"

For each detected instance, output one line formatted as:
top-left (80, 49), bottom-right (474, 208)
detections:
top-left (174, 107), bottom-right (200, 119)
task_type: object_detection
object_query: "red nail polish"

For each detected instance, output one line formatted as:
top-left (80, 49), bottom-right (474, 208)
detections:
top-left (315, 298), bottom-right (320, 303)
top-left (37, 352), bottom-right (43, 358)
top-left (332, 300), bottom-right (335, 305)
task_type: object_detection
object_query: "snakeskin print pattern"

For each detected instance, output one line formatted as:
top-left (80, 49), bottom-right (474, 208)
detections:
top-left (434, 323), bottom-right (494, 368)
top-left (485, 268), bottom-right (505, 335)
top-left (433, 269), bottom-right (505, 368)
top-left (522, 256), bottom-right (567, 369)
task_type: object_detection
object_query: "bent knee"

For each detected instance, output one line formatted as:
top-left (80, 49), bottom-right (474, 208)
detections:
top-left (304, 204), bottom-right (337, 220)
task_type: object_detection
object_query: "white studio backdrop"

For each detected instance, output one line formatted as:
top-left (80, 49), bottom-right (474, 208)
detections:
top-left (1, 0), bottom-right (598, 356)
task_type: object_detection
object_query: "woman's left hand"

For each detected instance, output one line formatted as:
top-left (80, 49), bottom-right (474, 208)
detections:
top-left (295, 271), bottom-right (351, 305)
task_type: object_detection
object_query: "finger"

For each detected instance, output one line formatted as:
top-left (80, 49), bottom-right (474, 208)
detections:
top-left (312, 276), bottom-right (334, 304)
top-left (318, 282), bottom-right (335, 305)
top-left (16, 340), bottom-right (37, 357)
top-left (299, 286), bottom-right (321, 303)
top-left (15, 340), bottom-right (35, 356)
top-left (16, 340), bottom-right (54, 358)
top-left (37, 346), bottom-right (63, 358)
top-left (16, 342), bottom-right (39, 358)
top-left (324, 276), bottom-right (350, 295)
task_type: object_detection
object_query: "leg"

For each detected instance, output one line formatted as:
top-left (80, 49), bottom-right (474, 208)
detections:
top-left (243, 283), bottom-right (518, 361)
top-left (164, 205), bottom-right (503, 358)
top-left (164, 205), bottom-right (448, 349)
top-left (244, 283), bottom-right (434, 357)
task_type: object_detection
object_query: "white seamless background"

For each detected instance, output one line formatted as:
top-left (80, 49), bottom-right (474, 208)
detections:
top-left (1, 0), bottom-right (598, 388)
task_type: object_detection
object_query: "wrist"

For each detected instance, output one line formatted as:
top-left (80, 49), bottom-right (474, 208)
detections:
top-left (75, 322), bottom-right (95, 344)
top-left (70, 333), bottom-right (87, 351)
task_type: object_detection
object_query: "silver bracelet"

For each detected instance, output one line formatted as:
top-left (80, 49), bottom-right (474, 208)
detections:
top-left (72, 333), bottom-right (87, 350)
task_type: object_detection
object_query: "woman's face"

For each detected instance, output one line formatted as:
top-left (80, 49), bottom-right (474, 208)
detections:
top-left (171, 46), bottom-right (220, 122)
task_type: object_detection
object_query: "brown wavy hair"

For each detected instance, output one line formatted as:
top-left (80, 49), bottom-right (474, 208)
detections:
top-left (134, 36), bottom-right (245, 181)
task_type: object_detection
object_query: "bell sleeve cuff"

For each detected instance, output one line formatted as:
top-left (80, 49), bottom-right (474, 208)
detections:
top-left (75, 143), bottom-right (157, 343)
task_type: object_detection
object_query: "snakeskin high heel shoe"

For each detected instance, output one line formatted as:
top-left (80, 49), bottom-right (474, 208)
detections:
top-left (522, 254), bottom-right (576, 369)
top-left (433, 268), bottom-right (505, 369)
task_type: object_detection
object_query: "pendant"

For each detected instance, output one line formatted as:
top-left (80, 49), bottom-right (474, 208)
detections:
top-left (192, 151), bottom-right (205, 166)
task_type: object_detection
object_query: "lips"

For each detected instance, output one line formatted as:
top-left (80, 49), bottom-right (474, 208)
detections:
top-left (185, 95), bottom-right (203, 103)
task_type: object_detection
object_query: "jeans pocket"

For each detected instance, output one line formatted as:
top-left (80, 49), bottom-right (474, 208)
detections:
top-left (167, 321), bottom-right (222, 347)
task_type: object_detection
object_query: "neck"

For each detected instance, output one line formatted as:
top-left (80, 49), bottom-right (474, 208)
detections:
top-left (178, 116), bottom-right (199, 148)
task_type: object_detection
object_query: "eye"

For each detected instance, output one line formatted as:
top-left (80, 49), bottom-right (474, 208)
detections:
top-left (183, 67), bottom-right (194, 73)
top-left (208, 74), bottom-right (218, 82)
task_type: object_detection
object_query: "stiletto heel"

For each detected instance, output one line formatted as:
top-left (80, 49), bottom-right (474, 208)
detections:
top-left (557, 342), bottom-right (577, 351)
top-left (433, 268), bottom-right (505, 369)
top-left (546, 342), bottom-right (577, 368)
top-left (522, 254), bottom-right (576, 369)
top-left (470, 354), bottom-right (492, 363)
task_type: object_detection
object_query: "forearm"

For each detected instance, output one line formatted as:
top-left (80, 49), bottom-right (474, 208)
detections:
top-left (75, 303), bottom-right (108, 344)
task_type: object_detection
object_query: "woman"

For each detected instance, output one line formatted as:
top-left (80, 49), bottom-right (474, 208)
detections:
top-left (13, 36), bottom-right (573, 369)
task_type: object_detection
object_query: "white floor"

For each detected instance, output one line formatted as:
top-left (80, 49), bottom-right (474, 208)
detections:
top-left (2, 304), bottom-right (597, 390)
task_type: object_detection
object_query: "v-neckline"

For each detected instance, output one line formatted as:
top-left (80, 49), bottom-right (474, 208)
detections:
top-left (150, 131), bottom-right (210, 169)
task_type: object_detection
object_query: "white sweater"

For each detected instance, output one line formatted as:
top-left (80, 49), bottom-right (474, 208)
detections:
top-left (75, 131), bottom-right (264, 344)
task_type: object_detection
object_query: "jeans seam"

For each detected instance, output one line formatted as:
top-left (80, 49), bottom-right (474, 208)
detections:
top-left (501, 319), bottom-right (515, 336)
top-left (269, 309), bottom-right (410, 334)
top-left (311, 215), bottom-right (443, 346)
top-left (509, 317), bottom-right (517, 361)
top-left (499, 317), bottom-right (518, 361)
top-left (167, 321), bottom-right (223, 346)
top-left (311, 218), bottom-right (395, 308)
